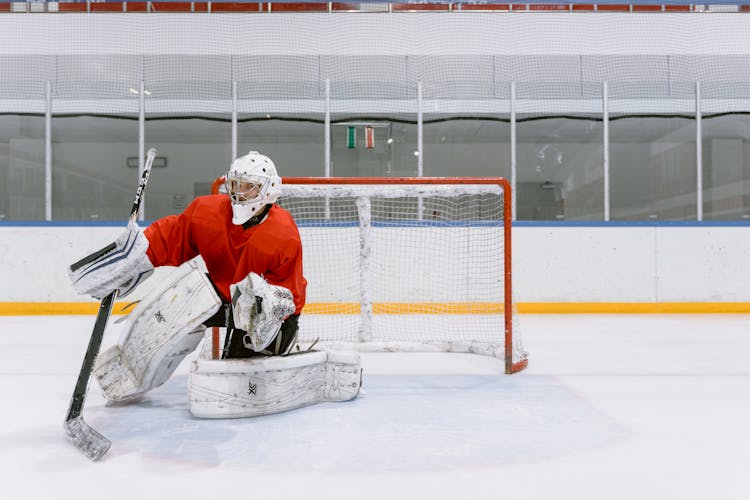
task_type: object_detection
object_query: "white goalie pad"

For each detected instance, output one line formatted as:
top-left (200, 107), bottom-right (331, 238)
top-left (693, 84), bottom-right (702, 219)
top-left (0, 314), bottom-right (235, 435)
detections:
top-left (188, 345), bottom-right (362, 419)
top-left (94, 260), bottom-right (222, 403)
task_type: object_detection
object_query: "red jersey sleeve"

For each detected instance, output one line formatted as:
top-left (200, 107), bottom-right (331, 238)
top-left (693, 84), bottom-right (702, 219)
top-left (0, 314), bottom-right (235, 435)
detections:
top-left (144, 200), bottom-right (200, 267)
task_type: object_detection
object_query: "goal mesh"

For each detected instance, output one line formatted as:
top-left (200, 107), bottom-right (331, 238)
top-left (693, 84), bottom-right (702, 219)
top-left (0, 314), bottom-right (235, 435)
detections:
top-left (278, 177), bottom-right (527, 374)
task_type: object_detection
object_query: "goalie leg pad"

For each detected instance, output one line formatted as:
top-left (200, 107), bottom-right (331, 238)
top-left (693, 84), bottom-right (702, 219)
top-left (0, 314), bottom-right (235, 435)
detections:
top-left (94, 260), bottom-right (222, 403)
top-left (188, 349), bottom-right (362, 418)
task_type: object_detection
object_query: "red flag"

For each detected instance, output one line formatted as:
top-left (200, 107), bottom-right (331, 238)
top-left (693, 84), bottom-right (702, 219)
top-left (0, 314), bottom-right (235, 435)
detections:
top-left (365, 126), bottom-right (375, 149)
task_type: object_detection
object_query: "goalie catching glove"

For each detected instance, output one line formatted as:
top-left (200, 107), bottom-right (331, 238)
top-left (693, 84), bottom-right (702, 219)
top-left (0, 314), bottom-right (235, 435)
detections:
top-left (68, 222), bottom-right (154, 299)
top-left (230, 272), bottom-right (296, 352)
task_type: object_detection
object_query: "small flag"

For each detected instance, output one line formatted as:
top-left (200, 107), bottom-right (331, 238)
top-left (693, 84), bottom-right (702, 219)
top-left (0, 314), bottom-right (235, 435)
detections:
top-left (365, 126), bottom-right (375, 149)
top-left (347, 126), bottom-right (356, 149)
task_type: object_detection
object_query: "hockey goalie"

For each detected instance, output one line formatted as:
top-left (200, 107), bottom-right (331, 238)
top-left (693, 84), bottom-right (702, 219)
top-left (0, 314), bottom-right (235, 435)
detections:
top-left (68, 151), bottom-right (361, 418)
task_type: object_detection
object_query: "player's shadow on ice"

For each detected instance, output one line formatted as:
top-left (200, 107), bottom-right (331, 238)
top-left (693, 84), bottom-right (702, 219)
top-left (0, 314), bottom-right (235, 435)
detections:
top-left (90, 373), bottom-right (631, 472)
top-left (93, 375), bottom-right (231, 465)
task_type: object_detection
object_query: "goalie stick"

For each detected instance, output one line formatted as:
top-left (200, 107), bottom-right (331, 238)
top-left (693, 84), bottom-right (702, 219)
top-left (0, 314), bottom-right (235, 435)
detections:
top-left (64, 147), bottom-right (157, 461)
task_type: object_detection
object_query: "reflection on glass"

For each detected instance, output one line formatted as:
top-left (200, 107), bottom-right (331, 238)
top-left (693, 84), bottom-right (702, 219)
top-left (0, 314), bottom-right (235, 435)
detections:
top-left (701, 113), bottom-right (750, 220)
top-left (51, 116), bottom-right (139, 221)
top-left (146, 117), bottom-right (232, 219)
top-left (1, 115), bottom-right (45, 220)
top-left (516, 116), bottom-right (604, 220)
top-left (330, 118), bottom-right (417, 177)
top-left (238, 117), bottom-right (325, 177)
top-left (423, 118), bottom-right (511, 178)
top-left (610, 116), bottom-right (696, 220)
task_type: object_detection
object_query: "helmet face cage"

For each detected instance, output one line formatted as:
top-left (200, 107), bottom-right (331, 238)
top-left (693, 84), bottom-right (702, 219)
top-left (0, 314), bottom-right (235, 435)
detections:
top-left (224, 172), bottom-right (267, 206)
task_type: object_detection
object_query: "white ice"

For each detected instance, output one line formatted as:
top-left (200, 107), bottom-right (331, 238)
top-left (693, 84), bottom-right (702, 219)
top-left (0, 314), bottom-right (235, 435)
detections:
top-left (1, 314), bottom-right (749, 500)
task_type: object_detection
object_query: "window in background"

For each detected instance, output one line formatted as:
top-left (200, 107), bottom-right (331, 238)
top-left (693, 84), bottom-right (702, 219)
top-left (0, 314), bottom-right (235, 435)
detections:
top-left (327, 55), bottom-right (418, 177)
top-left (608, 80), bottom-right (697, 221)
top-left (48, 54), bottom-right (145, 220)
top-left (423, 117), bottom-right (511, 178)
top-left (144, 116), bottom-right (232, 220)
top-left (514, 78), bottom-right (604, 221)
top-left (0, 114), bottom-right (45, 220)
top-left (330, 117), bottom-right (417, 177)
top-left (0, 56), bottom-right (48, 219)
top-left (701, 111), bottom-right (750, 220)
top-left (516, 115), bottom-right (604, 221)
top-left (331, 121), bottom-right (393, 176)
top-left (420, 64), bottom-right (510, 179)
top-left (237, 117), bottom-right (325, 177)
top-left (234, 55), bottom-right (325, 176)
top-left (51, 115), bottom-right (139, 221)
top-left (141, 55), bottom-right (233, 219)
top-left (610, 115), bottom-right (696, 220)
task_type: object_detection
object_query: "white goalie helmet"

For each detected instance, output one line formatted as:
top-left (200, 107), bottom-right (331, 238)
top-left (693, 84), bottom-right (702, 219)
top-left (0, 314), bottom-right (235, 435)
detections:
top-left (224, 151), bottom-right (282, 225)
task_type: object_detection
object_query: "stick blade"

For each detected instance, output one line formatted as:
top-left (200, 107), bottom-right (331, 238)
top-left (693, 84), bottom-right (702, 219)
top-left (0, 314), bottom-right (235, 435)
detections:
top-left (64, 416), bottom-right (111, 461)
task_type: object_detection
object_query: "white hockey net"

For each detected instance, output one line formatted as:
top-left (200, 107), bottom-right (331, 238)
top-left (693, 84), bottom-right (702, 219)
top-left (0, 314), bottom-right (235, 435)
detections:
top-left (278, 177), bottom-right (527, 374)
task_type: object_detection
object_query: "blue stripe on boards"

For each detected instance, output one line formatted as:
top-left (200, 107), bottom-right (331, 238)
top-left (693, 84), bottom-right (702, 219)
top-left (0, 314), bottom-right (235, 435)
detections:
top-left (295, 220), bottom-right (504, 228)
top-left (4, 220), bottom-right (750, 228)
top-left (0, 220), bottom-right (156, 227)
top-left (513, 220), bottom-right (750, 228)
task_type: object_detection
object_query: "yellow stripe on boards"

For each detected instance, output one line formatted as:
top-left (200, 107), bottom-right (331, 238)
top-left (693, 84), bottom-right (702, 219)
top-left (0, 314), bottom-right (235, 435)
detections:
top-left (303, 302), bottom-right (750, 314)
top-left (300, 303), bottom-right (360, 315)
top-left (517, 302), bottom-right (750, 314)
top-left (373, 302), bottom-right (504, 314)
top-left (4, 301), bottom-right (750, 316)
top-left (300, 303), bottom-right (505, 314)
top-left (297, 303), bottom-right (506, 314)
top-left (0, 302), bottom-right (138, 315)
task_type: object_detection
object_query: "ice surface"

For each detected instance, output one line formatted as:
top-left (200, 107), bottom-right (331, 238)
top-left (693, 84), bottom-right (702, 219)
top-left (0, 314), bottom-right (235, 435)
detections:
top-left (1, 314), bottom-right (749, 500)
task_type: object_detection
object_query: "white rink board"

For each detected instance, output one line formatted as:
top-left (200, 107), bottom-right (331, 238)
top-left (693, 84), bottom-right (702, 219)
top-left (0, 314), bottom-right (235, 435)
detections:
top-left (3, 225), bottom-right (750, 304)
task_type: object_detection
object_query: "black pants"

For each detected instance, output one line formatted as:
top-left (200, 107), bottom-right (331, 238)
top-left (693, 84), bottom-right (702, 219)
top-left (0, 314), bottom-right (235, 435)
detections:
top-left (204, 303), bottom-right (300, 359)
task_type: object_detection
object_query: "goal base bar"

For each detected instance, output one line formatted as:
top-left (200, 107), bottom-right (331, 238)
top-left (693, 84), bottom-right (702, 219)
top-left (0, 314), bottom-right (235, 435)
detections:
top-left (300, 340), bottom-right (528, 374)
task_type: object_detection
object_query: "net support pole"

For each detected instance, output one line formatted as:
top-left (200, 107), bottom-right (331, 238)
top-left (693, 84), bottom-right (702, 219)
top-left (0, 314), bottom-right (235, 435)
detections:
top-left (417, 81), bottom-right (423, 176)
top-left (417, 81), bottom-right (424, 219)
top-left (138, 79), bottom-right (146, 222)
top-left (325, 78), bottom-right (331, 177)
top-left (696, 80), bottom-right (703, 221)
top-left (603, 81), bottom-right (610, 221)
top-left (45, 80), bottom-right (52, 221)
top-left (510, 81), bottom-right (517, 221)
top-left (356, 196), bottom-right (373, 342)
top-left (231, 79), bottom-right (237, 161)
top-left (324, 79), bottom-right (331, 219)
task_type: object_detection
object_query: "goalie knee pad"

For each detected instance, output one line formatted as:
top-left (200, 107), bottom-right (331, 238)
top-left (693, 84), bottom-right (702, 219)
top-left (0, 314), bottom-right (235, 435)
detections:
top-left (188, 346), bottom-right (362, 418)
top-left (94, 260), bottom-right (222, 403)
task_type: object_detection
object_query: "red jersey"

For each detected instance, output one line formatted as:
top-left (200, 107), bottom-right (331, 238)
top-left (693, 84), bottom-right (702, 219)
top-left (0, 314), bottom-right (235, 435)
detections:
top-left (144, 195), bottom-right (306, 314)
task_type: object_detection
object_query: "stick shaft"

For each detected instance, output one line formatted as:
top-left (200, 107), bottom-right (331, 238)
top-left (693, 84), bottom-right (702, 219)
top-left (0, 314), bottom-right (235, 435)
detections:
top-left (64, 147), bottom-right (158, 460)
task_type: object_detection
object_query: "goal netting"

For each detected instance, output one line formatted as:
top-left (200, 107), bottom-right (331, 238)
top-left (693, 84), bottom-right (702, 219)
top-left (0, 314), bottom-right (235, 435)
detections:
top-left (277, 177), bottom-right (527, 374)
